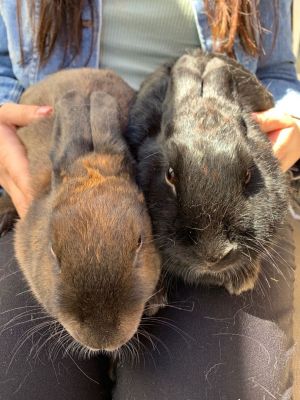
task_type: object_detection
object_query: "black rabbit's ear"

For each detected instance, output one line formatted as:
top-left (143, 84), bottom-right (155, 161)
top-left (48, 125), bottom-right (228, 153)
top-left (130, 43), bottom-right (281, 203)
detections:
top-left (125, 62), bottom-right (173, 159)
top-left (50, 90), bottom-right (93, 183)
top-left (201, 57), bottom-right (236, 101)
top-left (202, 55), bottom-right (274, 112)
top-left (170, 52), bottom-right (207, 104)
top-left (90, 91), bottom-right (123, 153)
top-left (233, 67), bottom-right (274, 112)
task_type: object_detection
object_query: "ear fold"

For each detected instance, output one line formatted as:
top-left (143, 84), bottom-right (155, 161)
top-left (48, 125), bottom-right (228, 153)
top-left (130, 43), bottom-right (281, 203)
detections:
top-left (202, 55), bottom-right (274, 112)
top-left (231, 62), bottom-right (274, 112)
top-left (125, 61), bottom-right (173, 159)
top-left (89, 90), bottom-right (123, 153)
top-left (50, 90), bottom-right (93, 182)
top-left (170, 52), bottom-right (208, 104)
top-left (201, 57), bottom-right (236, 101)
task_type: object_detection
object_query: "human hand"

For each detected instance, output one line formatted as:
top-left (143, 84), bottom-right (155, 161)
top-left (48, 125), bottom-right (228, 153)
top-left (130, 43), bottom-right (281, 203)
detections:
top-left (0, 103), bottom-right (52, 218)
top-left (252, 108), bottom-right (300, 173)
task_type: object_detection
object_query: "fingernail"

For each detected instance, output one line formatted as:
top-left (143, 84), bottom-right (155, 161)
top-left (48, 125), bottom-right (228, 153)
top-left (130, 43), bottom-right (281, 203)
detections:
top-left (251, 113), bottom-right (258, 121)
top-left (36, 106), bottom-right (53, 116)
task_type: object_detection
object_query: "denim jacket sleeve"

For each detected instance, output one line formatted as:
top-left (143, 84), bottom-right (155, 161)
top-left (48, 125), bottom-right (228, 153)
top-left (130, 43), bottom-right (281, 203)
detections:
top-left (256, 0), bottom-right (300, 118)
top-left (0, 12), bottom-right (24, 105)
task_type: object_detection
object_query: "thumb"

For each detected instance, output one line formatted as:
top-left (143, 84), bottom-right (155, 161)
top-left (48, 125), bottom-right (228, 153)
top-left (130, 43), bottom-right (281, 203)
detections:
top-left (0, 103), bottom-right (53, 127)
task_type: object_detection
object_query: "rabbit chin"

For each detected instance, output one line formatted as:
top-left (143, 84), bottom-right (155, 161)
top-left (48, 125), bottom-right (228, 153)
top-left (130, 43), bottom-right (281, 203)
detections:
top-left (169, 257), bottom-right (261, 294)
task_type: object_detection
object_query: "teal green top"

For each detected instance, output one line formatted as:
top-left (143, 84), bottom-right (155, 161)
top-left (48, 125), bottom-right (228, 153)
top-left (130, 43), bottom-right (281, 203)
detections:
top-left (100, 0), bottom-right (200, 89)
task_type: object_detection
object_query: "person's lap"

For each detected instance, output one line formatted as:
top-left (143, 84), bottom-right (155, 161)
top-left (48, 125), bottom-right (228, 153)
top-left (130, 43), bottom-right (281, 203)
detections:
top-left (0, 233), bottom-right (112, 400)
top-left (113, 221), bottom-right (295, 400)
top-left (0, 222), bottom-right (295, 400)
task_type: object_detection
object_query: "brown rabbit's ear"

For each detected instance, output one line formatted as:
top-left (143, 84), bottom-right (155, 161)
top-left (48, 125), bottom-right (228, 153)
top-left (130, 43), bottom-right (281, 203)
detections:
top-left (50, 90), bottom-right (93, 182)
top-left (89, 91), bottom-right (124, 154)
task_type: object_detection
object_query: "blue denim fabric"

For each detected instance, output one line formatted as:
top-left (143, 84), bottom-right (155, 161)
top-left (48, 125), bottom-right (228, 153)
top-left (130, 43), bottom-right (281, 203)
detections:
top-left (0, 0), bottom-right (299, 116)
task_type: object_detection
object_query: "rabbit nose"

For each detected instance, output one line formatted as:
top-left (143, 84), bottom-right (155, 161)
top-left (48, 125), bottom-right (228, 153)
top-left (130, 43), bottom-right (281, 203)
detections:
top-left (207, 244), bottom-right (237, 264)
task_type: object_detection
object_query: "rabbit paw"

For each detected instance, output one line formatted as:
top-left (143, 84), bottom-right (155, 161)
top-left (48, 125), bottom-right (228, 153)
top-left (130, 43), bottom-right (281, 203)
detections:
top-left (225, 264), bottom-right (260, 295)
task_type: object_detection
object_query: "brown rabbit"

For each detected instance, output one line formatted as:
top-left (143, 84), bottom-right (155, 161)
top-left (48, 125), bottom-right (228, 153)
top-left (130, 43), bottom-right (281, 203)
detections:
top-left (0, 69), bottom-right (161, 352)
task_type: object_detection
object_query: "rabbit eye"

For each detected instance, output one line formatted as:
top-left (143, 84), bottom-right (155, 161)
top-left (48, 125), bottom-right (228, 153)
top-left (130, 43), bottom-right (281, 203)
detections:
top-left (134, 235), bottom-right (144, 267)
top-left (245, 169), bottom-right (251, 185)
top-left (50, 245), bottom-right (57, 260)
top-left (50, 244), bottom-right (61, 273)
top-left (137, 235), bottom-right (143, 249)
top-left (166, 167), bottom-right (175, 184)
top-left (165, 167), bottom-right (177, 194)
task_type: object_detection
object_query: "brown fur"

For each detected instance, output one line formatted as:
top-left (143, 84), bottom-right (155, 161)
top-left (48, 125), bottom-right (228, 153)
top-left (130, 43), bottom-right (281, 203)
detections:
top-left (0, 68), bottom-right (161, 351)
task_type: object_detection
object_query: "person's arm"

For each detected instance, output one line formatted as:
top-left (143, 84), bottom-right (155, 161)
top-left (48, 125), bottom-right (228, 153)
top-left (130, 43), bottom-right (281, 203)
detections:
top-left (0, 11), bottom-right (52, 217)
top-left (256, 0), bottom-right (300, 118)
top-left (0, 12), bottom-right (24, 104)
top-left (254, 0), bottom-right (300, 172)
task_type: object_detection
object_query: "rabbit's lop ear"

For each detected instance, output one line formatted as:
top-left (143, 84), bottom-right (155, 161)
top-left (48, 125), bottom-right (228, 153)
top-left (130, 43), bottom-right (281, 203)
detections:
top-left (203, 56), bottom-right (274, 112)
top-left (50, 90), bottom-right (93, 182)
top-left (125, 62), bottom-right (173, 158)
top-left (90, 91), bottom-right (122, 153)
top-left (232, 66), bottom-right (274, 112)
top-left (201, 57), bottom-right (236, 100)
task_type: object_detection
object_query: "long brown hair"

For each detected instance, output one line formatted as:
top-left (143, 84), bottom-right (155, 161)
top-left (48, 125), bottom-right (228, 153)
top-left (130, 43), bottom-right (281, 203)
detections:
top-left (18, 0), bottom-right (276, 65)
top-left (17, 0), bottom-right (95, 66)
top-left (204, 0), bottom-right (278, 57)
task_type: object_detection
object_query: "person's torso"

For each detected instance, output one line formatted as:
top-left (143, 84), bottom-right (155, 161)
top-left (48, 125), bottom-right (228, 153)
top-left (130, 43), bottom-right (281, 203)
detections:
top-left (0, 0), bottom-right (282, 91)
top-left (100, 0), bottom-right (199, 89)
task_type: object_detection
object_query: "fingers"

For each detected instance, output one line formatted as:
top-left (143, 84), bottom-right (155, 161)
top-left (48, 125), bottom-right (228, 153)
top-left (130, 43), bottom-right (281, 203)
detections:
top-left (0, 102), bottom-right (50, 213)
top-left (252, 108), bottom-right (295, 133)
top-left (0, 174), bottom-right (32, 218)
top-left (0, 123), bottom-right (33, 217)
top-left (0, 103), bottom-right (52, 127)
top-left (271, 126), bottom-right (300, 172)
top-left (252, 108), bottom-right (300, 172)
top-left (266, 128), bottom-right (280, 146)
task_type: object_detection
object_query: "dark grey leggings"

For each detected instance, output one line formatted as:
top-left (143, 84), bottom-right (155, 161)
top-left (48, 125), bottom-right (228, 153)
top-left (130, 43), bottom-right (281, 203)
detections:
top-left (0, 222), bottom-right (295, 400)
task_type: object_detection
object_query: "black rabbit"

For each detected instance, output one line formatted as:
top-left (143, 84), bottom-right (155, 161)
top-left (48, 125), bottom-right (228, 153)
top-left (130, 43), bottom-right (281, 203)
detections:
top-left (125, 49), bottom-right (288, 295)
